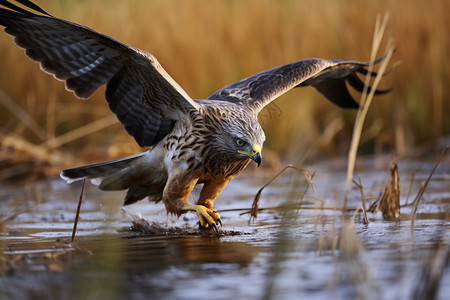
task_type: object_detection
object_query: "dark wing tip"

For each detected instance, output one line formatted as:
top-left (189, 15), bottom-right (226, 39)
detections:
top-left (312, 78), bottom-right (360, 109)
top-left (356, 64), bottom-right (396, 78)
top-left (346, 73), bottom-right (392, 96)
top-left (309, 54), bottom-right (394, 109)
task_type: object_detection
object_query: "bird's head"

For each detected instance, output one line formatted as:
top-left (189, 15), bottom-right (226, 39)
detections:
top-left (234, 136), bottom-right (263, 167)
top-left (209, 106), bottom-right (266, 167)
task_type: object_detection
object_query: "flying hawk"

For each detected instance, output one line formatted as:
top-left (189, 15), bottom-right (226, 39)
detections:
top-left (0, 0), bottom-right (390, 231)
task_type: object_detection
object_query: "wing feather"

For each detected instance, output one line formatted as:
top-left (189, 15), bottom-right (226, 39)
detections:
top-left (208, 57), bottom-right (391, 114)
top-left (0, 0), bottom-right (199, 147)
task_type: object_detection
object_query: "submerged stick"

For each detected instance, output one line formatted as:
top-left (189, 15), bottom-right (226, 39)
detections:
top-left (71, 178), bottom-right (86, 243)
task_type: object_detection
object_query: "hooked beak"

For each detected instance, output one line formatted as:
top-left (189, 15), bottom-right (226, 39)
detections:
top-left (238, 144), bottom-right (262, 167)
top-left (252, 151), bottom-right (262, 167)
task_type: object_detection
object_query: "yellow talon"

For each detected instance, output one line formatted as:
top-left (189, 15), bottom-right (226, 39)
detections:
top-left (182, 204), bottom-right (222, 232)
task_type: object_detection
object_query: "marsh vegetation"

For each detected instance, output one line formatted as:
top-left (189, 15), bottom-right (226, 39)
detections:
top-left (0, 1), bottom-right (449, 299)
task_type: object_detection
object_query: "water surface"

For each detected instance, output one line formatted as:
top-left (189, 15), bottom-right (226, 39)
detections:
top-left (1, 155), bottom-right (449, 300)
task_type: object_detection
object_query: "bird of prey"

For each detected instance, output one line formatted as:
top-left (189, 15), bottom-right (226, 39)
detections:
top-left (0, 0), bottom-right (389, 231)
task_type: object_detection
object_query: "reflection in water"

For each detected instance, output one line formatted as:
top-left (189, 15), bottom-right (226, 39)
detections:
top-left (1, 235), bottom-right (259, 299)
top-left (90, 235), bottom-right (258, 270)
top-left (69, 235), bottom-right (259, 300)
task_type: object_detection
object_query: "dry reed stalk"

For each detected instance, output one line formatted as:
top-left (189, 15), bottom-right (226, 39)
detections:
top-left (71, 178), bottom-right (86, 244)
top-left (410, 146), bottom-right (449, 235)
top-left (343, 14), bottom-right (395, 212)
top-left (368, 160), bottom-right (401, 220)
top-left (353, 175), bottom-right (370, 224)
top-left (378, 160), bottom-right (400, 220)
top-left (248, 165), bottom-right (315, 224)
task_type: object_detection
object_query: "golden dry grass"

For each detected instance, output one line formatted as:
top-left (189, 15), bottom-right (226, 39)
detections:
top-left (0, 0), bottom-right (449, 168)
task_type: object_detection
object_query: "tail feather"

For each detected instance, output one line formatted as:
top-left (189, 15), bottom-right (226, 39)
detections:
top-left (60, 153), bottom-right (144, 184)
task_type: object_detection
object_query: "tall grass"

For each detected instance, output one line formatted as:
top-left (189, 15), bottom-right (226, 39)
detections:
top-left (0, 0), bottom-right (449, 168)
top-left (344, 14), bottom-right (394, 210)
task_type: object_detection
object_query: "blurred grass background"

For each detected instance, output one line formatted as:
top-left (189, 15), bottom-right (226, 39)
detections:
top-left (0, 0), bottom-right (449, 172)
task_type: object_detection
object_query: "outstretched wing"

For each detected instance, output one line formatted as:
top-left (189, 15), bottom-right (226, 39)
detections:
top-left (207, 56), bottom-right (390, 114)
top-left (0, 0), bottom-right (200, 147)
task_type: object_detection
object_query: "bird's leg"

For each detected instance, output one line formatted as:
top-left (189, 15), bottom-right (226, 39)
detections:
top-left (163, 175), bottom-right (222, 232)
top-left (191, 177), bottom-right (232, 231)
top-left (163, 176), bottom-right (198, 215)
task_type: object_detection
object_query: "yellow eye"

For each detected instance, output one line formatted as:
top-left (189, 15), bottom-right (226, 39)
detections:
top-left (235, 138), bottom-right (244, 146)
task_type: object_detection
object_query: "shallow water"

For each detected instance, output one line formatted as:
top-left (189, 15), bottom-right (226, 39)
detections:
top-left (0, 154), bottom-right (449, 300)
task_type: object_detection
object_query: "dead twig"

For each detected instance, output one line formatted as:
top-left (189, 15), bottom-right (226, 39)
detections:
top-left (353, 175), bottom-right (370, 224)
top-left (248, 165), bottom-right (315, 224)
